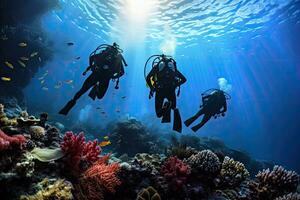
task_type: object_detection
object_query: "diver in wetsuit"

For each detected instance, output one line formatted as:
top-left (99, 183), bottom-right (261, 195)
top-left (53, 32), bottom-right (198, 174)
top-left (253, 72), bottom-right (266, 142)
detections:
top-left (59, 43), bottom-right (128, 115)
top-left (146, 54), bottom-right (186, 133)
top-left (184, 89), bottom-right (228, 132)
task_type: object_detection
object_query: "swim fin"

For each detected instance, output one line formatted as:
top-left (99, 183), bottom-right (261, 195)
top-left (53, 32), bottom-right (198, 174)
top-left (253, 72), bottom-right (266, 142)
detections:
top-left (184, 116), bottom-right (197, 127)
top-left (161, 101), bottom-right (171, 123)
top-left (173, 108), bottom-right (182, 133)
top-left (59, 99), bottom-right (76, 115)
top-left (88, 85), bottom-right (98, 100)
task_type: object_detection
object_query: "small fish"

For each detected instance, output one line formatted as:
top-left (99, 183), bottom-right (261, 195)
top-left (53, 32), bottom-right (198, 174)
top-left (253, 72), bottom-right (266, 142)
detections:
top-left (64, 80), bottom-right (73, 84)
top-left (121, 96), bottom-right (126, 99)
top-left (96, 107), bottom-right (101, 110)
top-left (103, 136), bottom-right (109, 140)
top-left (115, 109), bottom-right (120, 113)
top-left (1, 77), bottom-right (11, 81)
top-left (54, 81), bottom-right (63, 89)
top-left (67, 42), bottom-right (74, 46)
top-left (30, 52), bottom-right (38, 57)
top-left (42, 87), bottom-right (48, 91)
top-left (41, 80), bottom-right (45, 84)
top-left (18, 42), bottom-right (27, 47)
top-left (99, 140), bottom-right (111, 147)
top-left (18, 60), bottom-right (26, 67)
top-left (20, 57), bottom-right (29, 61)
top-left (101, 111), bottom-right (106, 114)
top-left (4, 61), bottom-right (14, 69)
top-left (75, 57), bottom-right (80, 60)
top-left (38, 57), bottom-right (42, 62)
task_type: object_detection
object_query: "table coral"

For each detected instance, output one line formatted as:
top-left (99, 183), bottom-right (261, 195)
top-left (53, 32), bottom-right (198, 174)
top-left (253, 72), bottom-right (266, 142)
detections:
top-left (186, 149), bottom-right (221, 175)
top-left (220, 156), bottom-right (250, 187)
top-left (20, 178), bottom-right (73, 200)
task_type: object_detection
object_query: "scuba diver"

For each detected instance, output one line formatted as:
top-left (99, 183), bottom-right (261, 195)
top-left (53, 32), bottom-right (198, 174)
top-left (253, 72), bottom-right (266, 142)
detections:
top-left (184, 89), bottom-right (230, 132)
top-left (145, 54), bottom-right (186, 133)
top-left (59, 43), bottom-right (128, 115)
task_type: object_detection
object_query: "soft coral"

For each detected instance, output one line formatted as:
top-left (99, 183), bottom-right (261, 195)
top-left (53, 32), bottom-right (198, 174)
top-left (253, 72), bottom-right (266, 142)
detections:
top-left (0, 129), bottom-right (26, 150)
top-left (60, 131), bottom-right (101, 174)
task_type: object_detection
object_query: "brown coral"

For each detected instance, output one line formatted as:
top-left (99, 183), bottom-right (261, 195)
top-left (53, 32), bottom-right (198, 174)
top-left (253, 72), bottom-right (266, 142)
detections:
top-left (0, 104), bottom-right (17, 127)
top-left (137, 186), bottom-right (161, 200)
top-left (29, 126), bottom-right (46, 140)
top-left (220, 156), bottom-right (250, 187)
top-left (275, 193), bottom-right (300, 200)
top-left (186, 149), bottom-right (221, 175)
top-left (20, 178), bottom-right (73, 200)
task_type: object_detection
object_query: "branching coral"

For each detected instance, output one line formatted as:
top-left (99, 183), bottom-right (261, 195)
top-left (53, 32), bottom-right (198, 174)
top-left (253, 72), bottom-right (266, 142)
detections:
top-left (137, 186), bottom-right (161, 200)
top-left (60, 131), bottom-right (101, 173)
top-left (20, 178), bottom-right (73, 200)
top-left (0, 129), bottom-right (26, 150)
top-left (160, 156), bottom-right (191, 191)
top-left (249, 165), bottom-right (299, 200)
top-left (0, 104), bottom-right (18, 127)
top-left (186, 149), bottom-right (221, 175)
top-left (75, 155), bottom-right (121, 200)
top-left (275, 193), bottom-right (300, 200)
top-left (220, 156), bottom-right (250, 187)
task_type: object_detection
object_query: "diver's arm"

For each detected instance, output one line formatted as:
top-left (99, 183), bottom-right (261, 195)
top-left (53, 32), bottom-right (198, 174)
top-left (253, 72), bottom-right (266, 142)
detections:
top-left (121, 54), bottom-right (128, 67)
top-left (220, 96), bottom-right (227, 113)
top-left (175, 70), bottom-right (187, 86)
top-left (82, 66), bottom-right (92, 76)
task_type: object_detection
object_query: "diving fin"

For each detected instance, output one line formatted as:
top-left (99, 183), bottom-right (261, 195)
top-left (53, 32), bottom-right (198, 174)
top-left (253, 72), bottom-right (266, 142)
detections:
top-left (173, 108), bottom-right (182, 133)
top-left (161, 101), bottom-right (171, 123)
top-left (59, 99), bottom-right (76, 115)
top-left (184, 117), bottom-right (197, 127)
top-left (88, 85), bottom-right (98, 100)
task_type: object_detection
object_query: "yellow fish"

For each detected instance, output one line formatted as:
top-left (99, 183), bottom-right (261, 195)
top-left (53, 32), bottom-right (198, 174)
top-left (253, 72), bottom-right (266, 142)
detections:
top-left (103, 136), bottom-right (109, 140)
top-left (20, 57), bottom-right (29, 61)
top-left (4, 61), bottom-right (14, 69)
top-left (99, 140), bottom-right (111, 147)
top-left (18, 60), bottom-right (26, 68)
top-left (1, 77), bottom-right (11, 81)
top-left (18, 42), bottom-right (27, 47)
top-left (30, 52), bottom-right (38, 57)
top-left (64, 80), bottom-right (73, 84)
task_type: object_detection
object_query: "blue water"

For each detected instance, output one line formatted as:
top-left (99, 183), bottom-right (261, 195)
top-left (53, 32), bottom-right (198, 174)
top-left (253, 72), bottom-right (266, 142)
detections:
top-left (24, 0), bottom-right (300, 172)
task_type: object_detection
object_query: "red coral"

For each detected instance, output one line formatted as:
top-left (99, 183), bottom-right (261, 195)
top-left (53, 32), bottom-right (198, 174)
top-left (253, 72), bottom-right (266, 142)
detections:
top-left (75, 155), bottom-right (121, 200)
top-left (60, 131), bottom-right (101, 173)
top-left (161, 156), bottom-right (191, 191)
top-left (0, 129), bottom-right (26, 150)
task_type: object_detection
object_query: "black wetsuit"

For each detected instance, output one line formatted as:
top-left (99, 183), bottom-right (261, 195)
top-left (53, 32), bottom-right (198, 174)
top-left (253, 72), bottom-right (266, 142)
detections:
top-left (185, 90), bottom-right (227, 132)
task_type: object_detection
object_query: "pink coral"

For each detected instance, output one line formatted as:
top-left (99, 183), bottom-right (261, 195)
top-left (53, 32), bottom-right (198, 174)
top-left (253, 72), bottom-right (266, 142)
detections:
top-left (161, 156), bottom-right (191, 191)
top-left (76, 155), bottom-right (121, 200)
top-left (60, 131), bottom-right (101, 173)
top-left (0, 129), bottom-right (26, 150)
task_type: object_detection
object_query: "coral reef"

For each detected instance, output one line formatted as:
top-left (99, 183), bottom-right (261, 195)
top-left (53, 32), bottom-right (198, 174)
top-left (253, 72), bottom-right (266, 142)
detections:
top-left (137, 186), bottom-right (161, 200)
top-left (60, 131), bottom-right (101, 174)
top-left (75, 155), bottom-right (121, 200)
top-left (15, 152), bottom-right (35, 177)
top-left (186, 149), bottom-right (221, 175)
top-left (0, 103), bottom-right (18, 127)
top-left (275, 193), bottom-right (300, 200)
top-left (160, 156), bottom-right (191, 192)
top-left (29, 126), bottom-right (46, 140)
top-left (220, 156), bottom-right (250, 187)
top-left (134, 153), bottom-right (166, 175)
top-left (20, 178), bottom-right (73, 200)
top-left (249, 165), bottom-right (299, 200)
top-left (0, 129), bottom-right (26, 150)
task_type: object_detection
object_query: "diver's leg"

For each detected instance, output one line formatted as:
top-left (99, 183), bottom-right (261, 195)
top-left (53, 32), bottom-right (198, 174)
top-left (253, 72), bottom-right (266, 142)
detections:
top-left (155, 92), bottom-right (164, 118)
top-left (191, 114), bottom-right (211, 132)
top-left (161, 91), bottom-right (174, 123)
top-left (59, 74), bottom-right (97, 115)
top-left (184, 109), bottom-right (204, 127)
top-left (173, 108), bottom-right (182, 133)
top-left (97, 79), bottom-right (110, 99)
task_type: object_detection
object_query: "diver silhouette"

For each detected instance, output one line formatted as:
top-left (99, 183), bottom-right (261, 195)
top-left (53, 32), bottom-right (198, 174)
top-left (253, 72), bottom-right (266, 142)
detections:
top-left (145, 54), bottom-right (186, 133)
top-left (184, 89), bottom-right (229, 132)
top-left (59, 43), bottom-right (128, 115)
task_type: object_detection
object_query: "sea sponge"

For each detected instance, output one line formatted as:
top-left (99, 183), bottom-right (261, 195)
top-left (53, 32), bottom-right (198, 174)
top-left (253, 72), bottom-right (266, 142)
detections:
top-left (0, 104), bottom-right (18, 127)
top-left (20, 178), bottom-right (73, 200)
top-left (29, 126), bottom-right (46, 140)
top-left (137, 186), bottom-right (161, 200)
top-left (31, 147), bottom-right (65, 162)
top-left (220, 156), bottom-right (250, 187)
top-left (186, 149), bottom-right (221, 175)
top-left (15, 152), bottom-right (35, 177)
top-left (275, 193), bottom-right (300, 200)
top-left (249, 165), bottom-right (299, 200)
